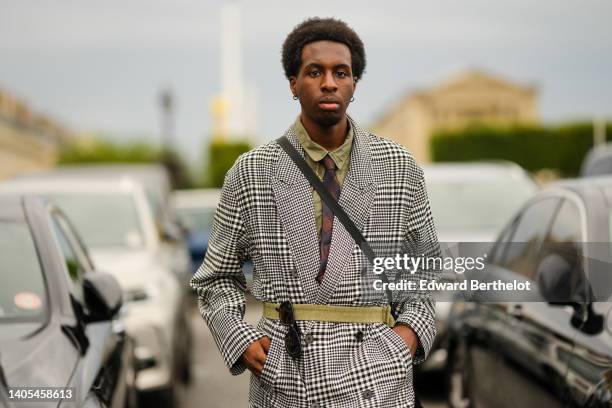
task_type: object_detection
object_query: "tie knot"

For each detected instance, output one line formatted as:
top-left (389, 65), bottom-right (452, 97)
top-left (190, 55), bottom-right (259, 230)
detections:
top-left (321, 154), bottom-right (336, 171)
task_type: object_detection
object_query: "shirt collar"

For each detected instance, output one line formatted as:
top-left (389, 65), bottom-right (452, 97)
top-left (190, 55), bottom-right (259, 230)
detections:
top-left (293, 116), bottom-right (354, 170)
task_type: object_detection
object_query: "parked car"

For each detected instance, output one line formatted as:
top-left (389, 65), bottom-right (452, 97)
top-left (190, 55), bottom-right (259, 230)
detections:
top-left (421, 162), bottom-right (537, 371)
top-left (446, 176), bottom-right (612, 407)
top-left (581, 144), bottom-right (612, 178)
top-left (424, 161), bottom-right (537, 242)
top-left (171, 188), bottom-right (220, 271)
top-left (0, 195), bottom-right (137, 408)
top-left (0, 177), bottom-right (192, 407)
top-left (28, 165), bottom-right (193, 290)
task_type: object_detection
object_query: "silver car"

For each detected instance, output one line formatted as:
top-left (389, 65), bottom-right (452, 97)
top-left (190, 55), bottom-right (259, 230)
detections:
top-left (0, 176), bottom-right (192, 406)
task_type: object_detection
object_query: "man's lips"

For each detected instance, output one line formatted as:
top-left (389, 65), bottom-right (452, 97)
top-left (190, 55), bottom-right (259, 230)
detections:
top-left (318, 100), bottom-right (341, 111)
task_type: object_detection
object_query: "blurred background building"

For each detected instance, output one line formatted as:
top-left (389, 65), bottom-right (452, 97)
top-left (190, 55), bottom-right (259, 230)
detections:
top-left (0, 88), bottom-right (73, 179)
top-left (372, 69), bottom-right (539, 163)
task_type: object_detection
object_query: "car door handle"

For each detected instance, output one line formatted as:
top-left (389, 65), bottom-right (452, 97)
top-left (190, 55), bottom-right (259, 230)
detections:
top-left (507, 304), bottom-right (523, 319)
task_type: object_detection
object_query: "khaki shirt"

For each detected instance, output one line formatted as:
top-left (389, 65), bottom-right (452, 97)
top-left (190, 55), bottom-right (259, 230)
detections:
top-left (293, 116), bottom-right (354, 237)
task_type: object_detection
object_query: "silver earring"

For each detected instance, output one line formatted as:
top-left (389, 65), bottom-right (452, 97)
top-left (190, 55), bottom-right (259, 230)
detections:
top-left (350, 96), bottom-right (355, 102)
top-left (293, 95), bottom-right (298, 100)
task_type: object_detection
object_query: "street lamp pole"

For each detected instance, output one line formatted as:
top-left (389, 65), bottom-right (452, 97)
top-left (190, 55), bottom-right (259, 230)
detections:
top-left (160, 88), bottom-right (174, 152)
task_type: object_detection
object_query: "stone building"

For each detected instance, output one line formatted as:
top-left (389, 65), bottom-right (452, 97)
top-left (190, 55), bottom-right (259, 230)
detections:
top-left (0, 88), bottom-right (72, 179)
top-left (371, 69), bottom-right (539, 163)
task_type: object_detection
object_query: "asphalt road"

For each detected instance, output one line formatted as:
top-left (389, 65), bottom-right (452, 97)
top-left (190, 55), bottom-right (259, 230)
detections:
top-left (178, 295), bottom-right (447, 408)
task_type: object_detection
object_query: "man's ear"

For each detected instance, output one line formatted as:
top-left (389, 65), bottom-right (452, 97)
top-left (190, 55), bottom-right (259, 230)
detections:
top-left (289, 76), bottom-right (297, 97)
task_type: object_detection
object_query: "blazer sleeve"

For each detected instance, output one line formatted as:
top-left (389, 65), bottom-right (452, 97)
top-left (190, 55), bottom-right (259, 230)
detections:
top-left (189, 164), bottom-right (266, 375)
top-left (393, 170), bottom-right (441, 365)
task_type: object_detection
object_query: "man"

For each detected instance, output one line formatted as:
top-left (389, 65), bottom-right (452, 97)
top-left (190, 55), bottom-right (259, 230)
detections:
top-left (190, 17), bottom-right (439, 408)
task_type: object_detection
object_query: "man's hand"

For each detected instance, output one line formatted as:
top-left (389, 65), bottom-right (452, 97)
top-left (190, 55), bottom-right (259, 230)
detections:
top-left (392, 324), bottom-right (418, 358)
top-left (241, 336), bottom-right (271, 378)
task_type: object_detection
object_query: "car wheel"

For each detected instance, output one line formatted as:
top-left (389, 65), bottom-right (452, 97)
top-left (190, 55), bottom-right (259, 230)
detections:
top-left (177, 311), bottom-right (193, 385)
top-left (179, 345), bottom-right (192, 385)
top-left (447, 338), bottom-right (475, 408)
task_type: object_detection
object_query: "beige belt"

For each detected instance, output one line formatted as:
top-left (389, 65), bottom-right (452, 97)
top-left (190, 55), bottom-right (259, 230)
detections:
top-left (263, 302), bottom-right (396, 327)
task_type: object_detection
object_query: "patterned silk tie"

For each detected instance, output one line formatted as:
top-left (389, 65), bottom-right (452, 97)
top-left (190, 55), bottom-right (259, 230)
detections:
top-left (316, 154), bottom-right (341, 284)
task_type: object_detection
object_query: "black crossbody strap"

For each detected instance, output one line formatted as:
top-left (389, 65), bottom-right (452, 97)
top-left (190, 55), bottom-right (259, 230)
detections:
top-left (277, 136), bottom-right (395, 308)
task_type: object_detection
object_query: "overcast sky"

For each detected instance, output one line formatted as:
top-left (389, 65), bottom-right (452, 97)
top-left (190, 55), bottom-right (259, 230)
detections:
top-left (1, 0), bottom-right (611, 164)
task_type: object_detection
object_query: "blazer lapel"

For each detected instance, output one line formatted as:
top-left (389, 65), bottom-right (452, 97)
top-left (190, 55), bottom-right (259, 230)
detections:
top-left (272, 127), bottom-right (320, 304)
top-left (316, 117), bottom-right (377, 304)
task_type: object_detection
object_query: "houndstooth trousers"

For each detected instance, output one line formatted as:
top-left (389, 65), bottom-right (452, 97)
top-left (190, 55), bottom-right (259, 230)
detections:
top-left (190, 116), bottom-right (440, 408)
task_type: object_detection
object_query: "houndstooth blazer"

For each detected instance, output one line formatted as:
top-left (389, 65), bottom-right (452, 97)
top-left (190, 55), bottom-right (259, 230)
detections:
top-left (190, 116), bottom-right (440, 408)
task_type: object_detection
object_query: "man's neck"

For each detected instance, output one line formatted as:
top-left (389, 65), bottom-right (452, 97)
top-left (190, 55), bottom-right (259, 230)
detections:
top-left (300, 113), bottom-right (348, 151)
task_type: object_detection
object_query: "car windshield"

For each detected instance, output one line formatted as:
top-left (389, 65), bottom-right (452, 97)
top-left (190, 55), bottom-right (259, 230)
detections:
top-left (47, 194), bottom-right (145, 249)
top-left (175, 207), bottom-right (216, 232)
top-left (0, 220), bottom-right (46, 323)
top-left (426, 177), bottom-right (534, 231)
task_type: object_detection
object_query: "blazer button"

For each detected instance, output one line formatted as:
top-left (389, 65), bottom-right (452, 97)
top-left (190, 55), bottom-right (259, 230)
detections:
top-left (291, 268), bottom-right (299, 278)
top-left (310, 403), bottom-right (321, 408)
top-left (355, 330), bottom-right (364, 342)
top-left (362, 389), bottom-right (374, 400)
top-left (304, 333), bottom-right (314, 345)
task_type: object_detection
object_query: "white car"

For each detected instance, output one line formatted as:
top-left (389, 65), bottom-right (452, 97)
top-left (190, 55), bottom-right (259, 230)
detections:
top-left (0, 176), bottom-right (192, 406)
top-left (424, 161), bottom-right (538, 243)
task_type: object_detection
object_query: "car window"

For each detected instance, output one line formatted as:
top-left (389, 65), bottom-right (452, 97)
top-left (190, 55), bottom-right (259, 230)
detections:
top-left (537, 199), bottom-right (587, 302)
top-left (47, 193), bottom-right (144, 249)
top-left (175, 207), bottom-right (216, 232)
top-left (489, 216), bottom-right (519, 264)
top-left (497, 197), bottom-right (562, 279)
top-left (0, 220), bottom-right (46, 323)
top-left (547, 199), bottom-right (583, 244)
top-left (51, 213), bottom-right (90, 304)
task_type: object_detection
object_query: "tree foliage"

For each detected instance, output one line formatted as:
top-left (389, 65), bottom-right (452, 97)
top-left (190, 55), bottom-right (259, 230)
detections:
top-left (206, 139), bottom-right (252, 188)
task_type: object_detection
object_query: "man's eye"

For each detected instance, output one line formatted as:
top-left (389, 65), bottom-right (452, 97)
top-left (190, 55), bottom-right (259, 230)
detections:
top-left (336, 71), bottom-right (348, 78)
top-left (308, 70), bottom-right (320, 77)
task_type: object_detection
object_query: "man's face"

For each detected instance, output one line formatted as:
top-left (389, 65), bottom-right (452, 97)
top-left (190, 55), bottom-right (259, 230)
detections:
top-left (290, 40), bottom-right (356, 127)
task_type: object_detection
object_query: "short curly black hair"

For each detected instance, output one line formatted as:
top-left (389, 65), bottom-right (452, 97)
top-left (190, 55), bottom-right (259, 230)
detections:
top-left (282, 17), bottom-right (366, 82)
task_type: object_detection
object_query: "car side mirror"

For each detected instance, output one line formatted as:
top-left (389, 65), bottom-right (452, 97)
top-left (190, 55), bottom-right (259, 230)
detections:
top-left (537, 253), bottom-right (604, 335)
top-left (537, 253), bottom-right (576, 303)
top-left (83, 272), bottom-right (123, 323)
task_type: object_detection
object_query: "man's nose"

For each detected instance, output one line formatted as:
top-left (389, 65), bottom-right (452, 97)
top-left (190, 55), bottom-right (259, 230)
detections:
top-left (320, 71), bottom-right (338, 92)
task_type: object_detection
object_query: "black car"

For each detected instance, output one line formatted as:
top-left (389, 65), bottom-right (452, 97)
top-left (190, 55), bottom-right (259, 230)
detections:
top-left (0, 196), bottom-right (138, 408)
top-left (446, 176), bottom-right (612, 408)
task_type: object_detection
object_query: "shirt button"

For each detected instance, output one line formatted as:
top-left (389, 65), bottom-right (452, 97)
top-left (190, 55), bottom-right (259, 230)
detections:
top-left (355, 330), bottom-right (364, 342)
top-left (304, 333), bottom-right (314, 345)
top-left (363, 389), bottom-right (374, 399)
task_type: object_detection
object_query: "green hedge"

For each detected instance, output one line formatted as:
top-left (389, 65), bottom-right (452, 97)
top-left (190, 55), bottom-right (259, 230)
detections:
top-left (207, 140), bottom-right (252, 188)
top-left (59, 139), bottom-right (161, 164)
top-left (431, 122), bottom-right (612, 176)
top-left (59, 138), bottom-right (193, 188)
